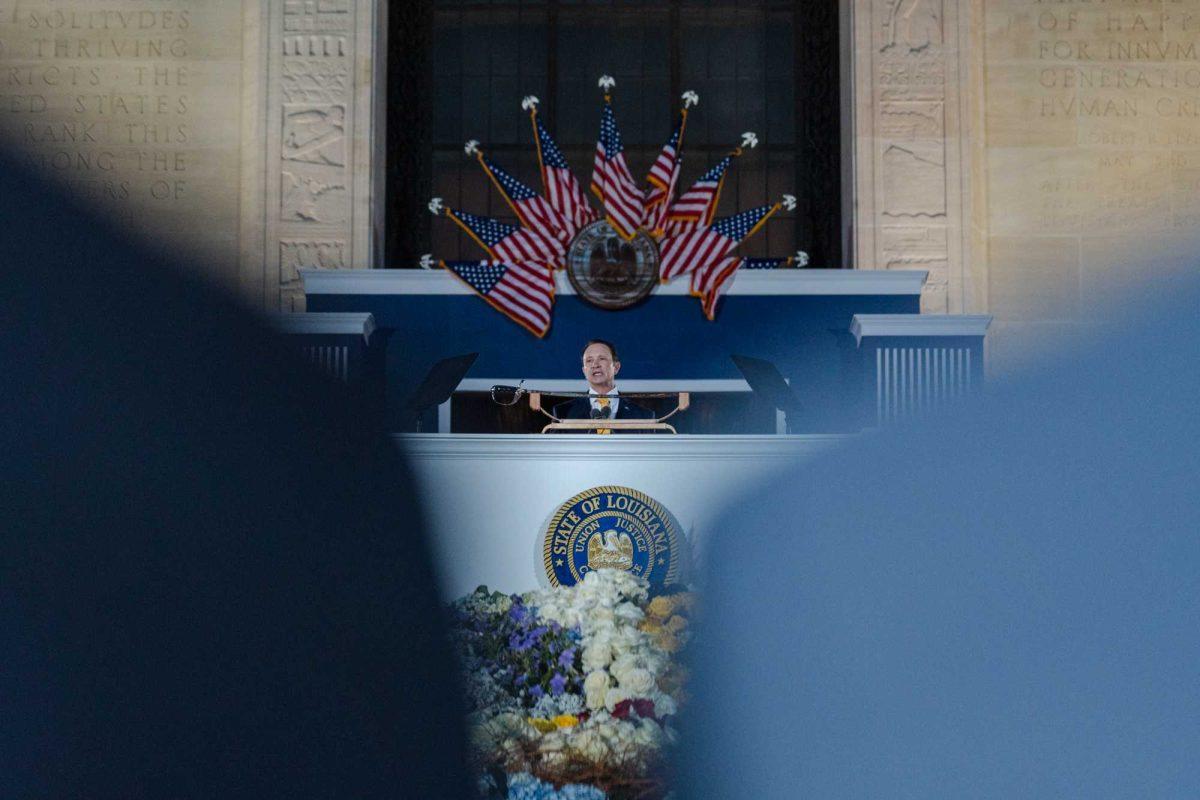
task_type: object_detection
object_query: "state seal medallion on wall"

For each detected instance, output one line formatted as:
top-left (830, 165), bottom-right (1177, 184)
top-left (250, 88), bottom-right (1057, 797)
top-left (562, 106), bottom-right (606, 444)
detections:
top-left (566, 220), bottom-right (660, 310)
top-left (541, 485), bottom-right (685, 587)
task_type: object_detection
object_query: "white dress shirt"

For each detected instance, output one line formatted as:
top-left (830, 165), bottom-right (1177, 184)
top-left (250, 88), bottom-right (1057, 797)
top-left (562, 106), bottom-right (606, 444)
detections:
top-left (588, 386), bottom-right (620, 418)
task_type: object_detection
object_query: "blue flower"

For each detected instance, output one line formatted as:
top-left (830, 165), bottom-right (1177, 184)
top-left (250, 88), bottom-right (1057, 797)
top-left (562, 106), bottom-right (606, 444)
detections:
top-left (549, 673), bottom-right (567, 695)
top-left (509, 603), bottom-right (529, 624)
top-left (505, 772), bottom-right (607, 800)
top-left (558, 648), bottom-right (576, 669)
top-left (529, 684), bottom-right (544, 700)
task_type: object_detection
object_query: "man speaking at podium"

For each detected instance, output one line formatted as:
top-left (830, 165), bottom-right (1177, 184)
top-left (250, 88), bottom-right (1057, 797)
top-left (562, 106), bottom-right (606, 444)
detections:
top-left (553, 339), bottom-right (654, 432)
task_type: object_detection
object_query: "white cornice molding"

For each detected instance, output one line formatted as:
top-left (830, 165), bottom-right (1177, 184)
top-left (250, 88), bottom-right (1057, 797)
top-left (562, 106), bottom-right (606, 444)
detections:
top-left (850, 314), bottom-right (993, 345)
top-left (267, 312), bottom-right (376, 341)
top-left (301, 269), bottom-right (928, 297)
top-left (394, 433), bottom-right (848, 461)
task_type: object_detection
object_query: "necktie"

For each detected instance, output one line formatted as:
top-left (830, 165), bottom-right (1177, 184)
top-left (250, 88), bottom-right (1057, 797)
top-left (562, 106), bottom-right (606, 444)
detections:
top-left (595, 397), bottom-right (612, 435)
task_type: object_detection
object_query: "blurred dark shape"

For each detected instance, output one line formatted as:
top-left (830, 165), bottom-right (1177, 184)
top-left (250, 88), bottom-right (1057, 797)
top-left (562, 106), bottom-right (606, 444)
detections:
top-left (0, 155), bottom-right (470, 799)
top-left (682, 278), bottom-right (1200, 796)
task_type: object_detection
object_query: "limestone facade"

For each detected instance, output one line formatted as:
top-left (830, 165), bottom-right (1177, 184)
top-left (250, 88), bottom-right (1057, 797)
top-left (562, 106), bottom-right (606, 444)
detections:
top-left (851, 0), bottom-right (1200, 372)
top-left (2, 0), bottom-right (1196, 371)
top-left (0, 0), bottom-right (383, 312)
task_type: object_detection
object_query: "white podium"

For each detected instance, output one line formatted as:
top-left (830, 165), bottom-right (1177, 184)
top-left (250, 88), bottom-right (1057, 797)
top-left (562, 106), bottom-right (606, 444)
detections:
top-left (397, 433), bottom-right (848, 598)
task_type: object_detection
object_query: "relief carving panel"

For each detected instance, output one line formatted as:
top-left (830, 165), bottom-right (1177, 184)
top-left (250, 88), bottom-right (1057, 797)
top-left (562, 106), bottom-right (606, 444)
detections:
top-left (856, 0), bottom-right (961, 313)
top-left (268, 0), bottom-right (372, 310)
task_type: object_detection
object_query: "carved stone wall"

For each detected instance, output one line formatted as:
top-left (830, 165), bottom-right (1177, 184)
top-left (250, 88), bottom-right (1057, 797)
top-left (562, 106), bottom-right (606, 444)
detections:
top-left (268, 0), bottom-right (366, 311)
top-left (850, 0), bottom-right (972, 315)
top-left (0, 0), bottom-right (382, 311)
top-left (980, 0), bottom-right (1200, 371)
top-left (853, 0), bottom-right (1200, 372)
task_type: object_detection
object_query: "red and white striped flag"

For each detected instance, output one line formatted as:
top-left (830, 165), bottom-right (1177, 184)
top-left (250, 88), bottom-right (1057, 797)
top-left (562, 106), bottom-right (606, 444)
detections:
top-left (466, 140), bottom-right (571, 249)
top-left (591, 78), bottom-right (645, 241)
top-left (440, 258), bottom-right (556, 338)
top-left (644, 93), bottom-right (694, 236)
top-left (431, 198), bottom-right (562, 265)
top-left (659, 195), bottom-right (792, 282)
top-left (527, 97), bottom-right (597, 237)
top-left (661, 132), bottom-right (757, 238)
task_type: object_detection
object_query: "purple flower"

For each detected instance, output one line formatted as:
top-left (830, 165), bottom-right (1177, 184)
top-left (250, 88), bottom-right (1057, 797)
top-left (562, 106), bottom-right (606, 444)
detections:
top-left (528, 625), bottom-right (549, 644)
top-left (549, 673), bottom-right (567, 696)
top-left (508, 603), bottom-right (529, 624)
top-left (529, 684), bottom-right (544, 700)
top-left (558, 648), bottom-right (576, 669)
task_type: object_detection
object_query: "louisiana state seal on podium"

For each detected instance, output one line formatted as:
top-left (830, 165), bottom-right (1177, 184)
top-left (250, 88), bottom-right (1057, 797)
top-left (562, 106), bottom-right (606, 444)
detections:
top-left (541, 485), bottom-right (685, 587)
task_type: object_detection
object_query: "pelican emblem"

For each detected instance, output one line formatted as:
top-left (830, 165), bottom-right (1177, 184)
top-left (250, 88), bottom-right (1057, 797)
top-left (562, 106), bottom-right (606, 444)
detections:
top-left (587, 529), bottom-right (635, 571)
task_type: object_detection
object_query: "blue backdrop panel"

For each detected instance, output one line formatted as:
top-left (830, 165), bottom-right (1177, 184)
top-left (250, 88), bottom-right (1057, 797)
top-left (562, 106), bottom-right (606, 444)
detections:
top-left (309, 288), bottom-right (919, 432)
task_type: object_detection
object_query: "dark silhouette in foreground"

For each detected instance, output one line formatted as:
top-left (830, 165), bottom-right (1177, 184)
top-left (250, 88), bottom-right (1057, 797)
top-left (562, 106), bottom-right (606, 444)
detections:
top-left (0, 157), bottom-right (470, 799)
top-left (683, 275), bottom-right (1200, 797)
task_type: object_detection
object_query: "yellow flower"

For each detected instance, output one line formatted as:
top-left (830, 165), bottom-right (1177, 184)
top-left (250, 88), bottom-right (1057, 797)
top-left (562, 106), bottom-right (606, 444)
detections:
top-left (665, 614), bottom-right (689, 633)
top-left (638, 619), bottom-right (665, 636)
top-left (552, 714), bottom-right (580, 729)
top-left (646, 596), bottom-right (674, 620)
top-left (528, 717), bottom-right (557, 733)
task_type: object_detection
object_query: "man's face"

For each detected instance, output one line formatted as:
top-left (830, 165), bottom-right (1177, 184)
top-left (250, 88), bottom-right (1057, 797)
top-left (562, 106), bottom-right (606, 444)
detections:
top-left (582, 343), bottom-right (619, 391)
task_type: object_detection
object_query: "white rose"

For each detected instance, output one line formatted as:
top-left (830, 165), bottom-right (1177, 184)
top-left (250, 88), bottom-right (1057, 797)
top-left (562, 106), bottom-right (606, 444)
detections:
top-left (610, 627), bottom-right (644, 654)
top-left (622, 667), bottom-right (655, 695)
top-left (582, 639), bottom-right (613, 672)
top-left (588, 606), bottom-right (615, 625)
top-left (614, 601), bottom-right (644, 623)
top-left (604, 686), bottom-right (631, 712)
top-left (571, 728), bottom-right (610, 762)
top-left (609, 652), bottom-right (639, 677)
top-left (583, 669), bottom-right (611, 710)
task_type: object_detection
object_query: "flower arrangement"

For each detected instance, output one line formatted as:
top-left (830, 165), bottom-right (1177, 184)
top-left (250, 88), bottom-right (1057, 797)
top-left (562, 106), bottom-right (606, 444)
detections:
top-left (450, 570), bottom-right (695, 800)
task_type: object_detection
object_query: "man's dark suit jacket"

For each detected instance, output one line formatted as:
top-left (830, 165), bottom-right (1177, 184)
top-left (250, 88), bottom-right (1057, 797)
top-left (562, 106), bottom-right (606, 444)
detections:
top-left (552, 396), bottom-right (656, 425)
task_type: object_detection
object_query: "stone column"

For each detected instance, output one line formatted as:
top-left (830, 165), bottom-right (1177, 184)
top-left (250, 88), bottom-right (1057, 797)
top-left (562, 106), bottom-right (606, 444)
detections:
top-left (265, 0), bottom-right (382, 311)
top-left (848, 0), bottom-right (979, 315)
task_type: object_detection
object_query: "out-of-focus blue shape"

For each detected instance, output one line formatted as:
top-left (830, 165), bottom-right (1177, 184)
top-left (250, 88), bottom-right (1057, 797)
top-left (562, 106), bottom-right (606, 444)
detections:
top-left (681, 274), bottom-right (1200, 797)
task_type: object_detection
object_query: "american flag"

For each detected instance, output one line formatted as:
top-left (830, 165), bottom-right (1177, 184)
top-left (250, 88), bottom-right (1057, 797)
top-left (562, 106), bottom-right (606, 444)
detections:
top-left (659, 201), bottom-right (782, 282)
top-left (442, 259), bottom-right (555, 338)
top-left (644, 112), bottom-right (686, 235)
top-left (591, 101), bottom-right (645, 241)
top-left (692, 255), bottom-right (793, 321)
top-left (531, 112), bottom-right (596, 235)
top-left (443, 206), bottom-right (563, 264)
top-left (474, 151), bottom-right (572, 249)
top-left (662, 149), bottom-right (741, 236)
